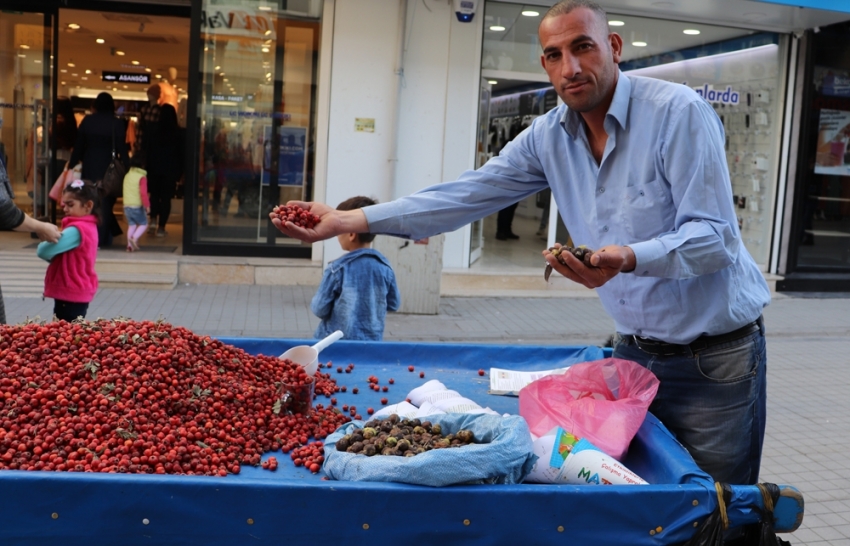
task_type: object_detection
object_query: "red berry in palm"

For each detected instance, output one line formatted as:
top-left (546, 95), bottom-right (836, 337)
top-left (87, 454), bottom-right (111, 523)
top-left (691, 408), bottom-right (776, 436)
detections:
top-left (272, 204), bottom-right (320, 229)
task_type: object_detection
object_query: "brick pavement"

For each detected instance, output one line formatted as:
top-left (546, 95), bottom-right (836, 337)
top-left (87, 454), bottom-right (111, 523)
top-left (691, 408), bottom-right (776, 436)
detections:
top-left (3, 286), bottom-right (850, 545)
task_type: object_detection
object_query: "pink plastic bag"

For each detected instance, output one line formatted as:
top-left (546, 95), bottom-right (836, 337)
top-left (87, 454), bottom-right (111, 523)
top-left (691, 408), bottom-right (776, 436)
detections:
top-left (518, 358), bottom-right (659, 461)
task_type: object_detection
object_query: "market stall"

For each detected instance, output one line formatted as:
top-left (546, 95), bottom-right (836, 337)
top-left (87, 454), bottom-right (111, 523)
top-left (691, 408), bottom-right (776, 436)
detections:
top-left (0, 336), bottom-right (802, 545)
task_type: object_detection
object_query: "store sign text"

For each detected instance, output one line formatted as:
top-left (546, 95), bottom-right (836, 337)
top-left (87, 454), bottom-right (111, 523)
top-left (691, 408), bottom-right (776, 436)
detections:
top-left (201, 9), bottom-right (275, 38)
top-left (102, 71), bottom-right (150, 84)
top-left (686, 83), bottom-right (740, 105)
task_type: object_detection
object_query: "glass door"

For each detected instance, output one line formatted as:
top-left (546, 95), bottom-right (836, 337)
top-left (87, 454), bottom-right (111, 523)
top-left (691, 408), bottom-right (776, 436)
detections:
top-left (190, 0), bottom-right (323, 257)
top-left (469, 78), bottom-right (491, 265)
top-left (0, 9), bottom-right (54, 221)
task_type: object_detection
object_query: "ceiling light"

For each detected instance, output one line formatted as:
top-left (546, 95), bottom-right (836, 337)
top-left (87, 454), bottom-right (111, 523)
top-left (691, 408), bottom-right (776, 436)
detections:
top-left (17, 54), bottom-right (26, 58)
top-left (261, 47), bottom-right (270, 53)
top-left (266, 72), bottom-right (272, 78)
top-left (81, 76), bottom-right (87, 80)
top-left (96, 38), bottom-right (105, 44)
top-left (155, 74), bottom-right (161, 79)
top-left (521, 10), bottom-right (539, 17)
top-left (632, 41), bottom-right (647, 47)
top-left (71, 73), bottom-right (78, 76)
top-left (487, 80), bottom-right (498, 85)
top-left (60, 69), bottom-right (67, 73)
top-left (34, 59), bottom-right (42, 64)
top-left (608, 20), bottom-right (625, 26)
top-left (223, 78), bottom-right (229, 82)
top-left (116, 51), bottom-right (125, 56)
top-left (61, 81), bottom-right (66, 85)
top-left (258, 5), bottom-right (271, 10)
top-left (20, 44), bottom-right (30, 49)
top-left (683, 29), bottom-right (700, 35)
top-left (145, 68), bottom-right (151, 72)
top-left (123, 85), bottom-right (128, 89)
top-left (264, 29), bottom-right (272, 35)
top-left (489, 25), bottom-right (506, 31)
top-left (67, 23), bottom-right (80, 30)
top-left (219, 72), bottom-right (225, 76)
top-left (85, 69), bottom-right (92, 74)
top-left (113, 87), bottom-right (117, 91)
top-left (131, 60), bottom-right (140, 65)
top-left (67, 62), bottom-right (75, 67)
top-left (215, 65), bottom-right (221, 70)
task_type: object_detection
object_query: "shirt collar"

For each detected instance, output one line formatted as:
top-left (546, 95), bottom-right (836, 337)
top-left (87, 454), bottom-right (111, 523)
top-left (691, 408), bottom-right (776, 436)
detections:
top-left (560, 70), bottom-right (630, 137)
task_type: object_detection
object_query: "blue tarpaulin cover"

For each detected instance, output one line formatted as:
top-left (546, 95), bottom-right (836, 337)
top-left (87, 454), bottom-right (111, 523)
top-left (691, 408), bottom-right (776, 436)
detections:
top-left (0, 338), bottom-right (775, 545)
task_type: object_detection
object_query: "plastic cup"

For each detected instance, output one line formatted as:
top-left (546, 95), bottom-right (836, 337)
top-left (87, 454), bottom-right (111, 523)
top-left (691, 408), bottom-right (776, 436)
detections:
top-left (280, 376), bottom-right (315, 415)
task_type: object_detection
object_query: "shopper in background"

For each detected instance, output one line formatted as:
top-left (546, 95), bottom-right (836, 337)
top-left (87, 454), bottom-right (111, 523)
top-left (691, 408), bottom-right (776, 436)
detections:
top-left (495, 203), bottom-right (520, 240)
top-left (273, 0), bottom-right (770, 525)
top-left (146, 104), bottom-right (183, 237)
top-left (67, 92), bottom-right (128, 248)
top-left (0, 156), bottom-right (61, 324)
top-left (310, 196), bottom-right (401, 341)
top-left (122, 152), bottom-right (150, 252)
top-left (135, 83), bottom-right (161, 156)
top-left (37, 179), bottom-right (99, 322)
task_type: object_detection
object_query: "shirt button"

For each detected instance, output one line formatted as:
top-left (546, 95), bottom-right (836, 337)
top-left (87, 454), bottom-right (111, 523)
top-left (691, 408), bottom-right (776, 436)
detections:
top-left (639, 190), bottom-right (645, 196)
top-left (599, 187), bottom-right (605, 193)
top-left (637, 329), bottom-right (642, 335)
top-left (602, 226), bottom-right (609, 232)
top-left (619, 299), bottom-right (625, 305)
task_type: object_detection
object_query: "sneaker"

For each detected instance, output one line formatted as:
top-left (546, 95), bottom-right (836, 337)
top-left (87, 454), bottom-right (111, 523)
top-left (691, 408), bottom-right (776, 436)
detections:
top-left (130, 238), bottom-right (140, 251)
top-left (155, 228), bottom-right (167, 238)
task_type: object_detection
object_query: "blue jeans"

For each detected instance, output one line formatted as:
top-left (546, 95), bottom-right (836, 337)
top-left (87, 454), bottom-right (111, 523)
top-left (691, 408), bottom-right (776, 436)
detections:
top-left (613, 320), bottom-right (766, 485)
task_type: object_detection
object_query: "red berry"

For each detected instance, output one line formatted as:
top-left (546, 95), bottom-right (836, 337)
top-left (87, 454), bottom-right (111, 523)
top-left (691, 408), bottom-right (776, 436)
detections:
top-left (352, 387), bottom-right (359, 394)
top-left (367, 408), bottom-right (374, 415)
top-left (478, 369), bottom-right (485, 376)
top-left (382, 386), bottom-right (388, 392)
top-left (388, 378), bottom-right (395, 385)
top-left (419, 372), bottom-right (425, 378)
top-left (380, 398), bottom-right (388, 405)
top-left (408, 366), bottom-right (415, 372)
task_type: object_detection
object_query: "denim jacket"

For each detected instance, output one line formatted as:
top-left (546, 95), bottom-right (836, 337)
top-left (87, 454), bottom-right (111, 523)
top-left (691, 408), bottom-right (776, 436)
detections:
top-left (311, 248), bottom-right (401, 341)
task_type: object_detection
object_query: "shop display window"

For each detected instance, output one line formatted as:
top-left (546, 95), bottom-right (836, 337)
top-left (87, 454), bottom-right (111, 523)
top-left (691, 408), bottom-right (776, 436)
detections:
top-left (194, 0), bottom-right (322, 252)
top-left (791, 20), bottom-right (850, 272)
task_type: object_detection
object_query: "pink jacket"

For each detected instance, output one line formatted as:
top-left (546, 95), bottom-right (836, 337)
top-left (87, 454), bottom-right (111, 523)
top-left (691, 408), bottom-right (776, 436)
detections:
top-left (43, 215), bottom-right (99, 303)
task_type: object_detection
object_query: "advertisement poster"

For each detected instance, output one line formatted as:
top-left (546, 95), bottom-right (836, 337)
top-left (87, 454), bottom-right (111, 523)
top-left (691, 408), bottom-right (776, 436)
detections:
top-left (814, 109), bottom-right (850, 176)
top-left (262, 125), bottom-right (307, 186)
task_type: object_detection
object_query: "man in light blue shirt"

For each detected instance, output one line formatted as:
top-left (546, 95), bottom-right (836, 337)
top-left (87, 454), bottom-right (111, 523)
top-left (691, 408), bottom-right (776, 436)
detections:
top-left (273, 0), bottom-right (770, 499)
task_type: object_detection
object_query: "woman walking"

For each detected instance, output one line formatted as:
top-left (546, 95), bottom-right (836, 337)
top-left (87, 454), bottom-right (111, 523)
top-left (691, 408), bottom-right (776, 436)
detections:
top-left (146, 104), bottom-right (183, 237)
top-left (67, 92), bottom-right (128, 248)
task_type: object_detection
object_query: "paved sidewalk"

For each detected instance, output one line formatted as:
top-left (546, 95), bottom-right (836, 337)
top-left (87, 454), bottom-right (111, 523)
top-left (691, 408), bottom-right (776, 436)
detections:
top-left (3, 286), bottom-right (850, 545)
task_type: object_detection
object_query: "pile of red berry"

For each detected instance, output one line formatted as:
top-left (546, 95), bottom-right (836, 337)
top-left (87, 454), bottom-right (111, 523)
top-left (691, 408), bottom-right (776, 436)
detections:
top-left (272, 204), bottom-right (320, 229)
top-left (0, 319), bottom-right (349, 476)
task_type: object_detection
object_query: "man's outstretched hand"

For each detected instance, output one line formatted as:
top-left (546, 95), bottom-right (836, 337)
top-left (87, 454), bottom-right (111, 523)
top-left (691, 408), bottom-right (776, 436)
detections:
top-left (269, 201), bottom-right (368, 243)
top-left (542, 243), bottom-right (636, 289)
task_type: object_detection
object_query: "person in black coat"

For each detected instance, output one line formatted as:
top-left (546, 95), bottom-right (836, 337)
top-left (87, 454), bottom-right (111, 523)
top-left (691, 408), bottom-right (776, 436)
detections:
top-left (68, 92), bottom-right (129, 248)
top-left (146, 104), bottom-right (183, 237)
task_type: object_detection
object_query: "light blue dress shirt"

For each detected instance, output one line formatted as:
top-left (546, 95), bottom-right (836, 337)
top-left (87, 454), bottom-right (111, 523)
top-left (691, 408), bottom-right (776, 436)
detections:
top-left (364, 72), bottom-right (770, 344)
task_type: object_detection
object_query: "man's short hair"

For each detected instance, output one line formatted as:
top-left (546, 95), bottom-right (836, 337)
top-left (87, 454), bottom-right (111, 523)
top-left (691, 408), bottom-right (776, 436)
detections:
top-left (543, 0), bottom-right (608, 25)
top-left (146, 83), bottom-right (161, 99)
top-left (337, 195), bottom-right (377, 243)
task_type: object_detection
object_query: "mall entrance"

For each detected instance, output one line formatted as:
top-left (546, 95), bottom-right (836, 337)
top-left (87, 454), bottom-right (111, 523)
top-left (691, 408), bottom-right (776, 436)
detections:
top-left (1, 0), bottom-right (190, 254)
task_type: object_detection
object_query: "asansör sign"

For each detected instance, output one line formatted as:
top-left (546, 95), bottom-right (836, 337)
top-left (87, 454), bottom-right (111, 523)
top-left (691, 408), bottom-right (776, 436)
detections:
top-left (102, 71), bottom-right (150, 84)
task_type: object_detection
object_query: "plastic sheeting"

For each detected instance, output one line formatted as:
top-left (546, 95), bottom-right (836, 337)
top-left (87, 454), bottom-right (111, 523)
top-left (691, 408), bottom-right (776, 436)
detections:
top-left (0, 339), bottom-right (775, 545)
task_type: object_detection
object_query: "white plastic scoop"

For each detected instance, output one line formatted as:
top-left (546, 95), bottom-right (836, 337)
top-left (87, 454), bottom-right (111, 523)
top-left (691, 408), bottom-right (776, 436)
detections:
top-left (279, 330), bottom-right (344, 377)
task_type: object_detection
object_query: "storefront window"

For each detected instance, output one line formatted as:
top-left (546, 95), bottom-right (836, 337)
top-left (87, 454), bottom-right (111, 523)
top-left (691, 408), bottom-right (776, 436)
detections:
top-left (0, 11), bottom-right (52, 219)
top-left (195, 0), bottom-right (322, 252)
top-left (792, 21), bottom-right (850, 272)
top-left (480, 1), bottom-right (786, 269)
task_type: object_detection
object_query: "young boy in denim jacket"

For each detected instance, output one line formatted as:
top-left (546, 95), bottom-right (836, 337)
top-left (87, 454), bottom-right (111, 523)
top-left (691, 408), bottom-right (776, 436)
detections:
top-left (311, 196), bottom-right (401, 341)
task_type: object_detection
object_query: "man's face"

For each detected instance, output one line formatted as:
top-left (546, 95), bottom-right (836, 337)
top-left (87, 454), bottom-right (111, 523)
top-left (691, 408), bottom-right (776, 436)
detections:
top-left (538, 8), bottom-right (622, 114)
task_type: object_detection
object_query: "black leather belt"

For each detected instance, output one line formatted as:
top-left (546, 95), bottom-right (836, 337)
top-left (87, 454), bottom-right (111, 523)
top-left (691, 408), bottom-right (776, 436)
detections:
top-left (625, 316), bottom-right (763, 356)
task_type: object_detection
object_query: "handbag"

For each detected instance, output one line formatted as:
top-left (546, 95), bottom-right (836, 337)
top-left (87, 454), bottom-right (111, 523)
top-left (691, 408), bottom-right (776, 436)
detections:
top-left (49, 162), bottom-right (81, 201)
top-left (98, 121), bottom-right (126, 198)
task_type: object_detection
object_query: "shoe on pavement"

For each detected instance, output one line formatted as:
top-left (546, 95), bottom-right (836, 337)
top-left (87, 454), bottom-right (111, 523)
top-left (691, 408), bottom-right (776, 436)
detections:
top-left (506, 232), bottom-right (520, 239)
top-left (155, 228), bottom-right (167, 238)
top-left (495, 233), bottom-right (508, 241)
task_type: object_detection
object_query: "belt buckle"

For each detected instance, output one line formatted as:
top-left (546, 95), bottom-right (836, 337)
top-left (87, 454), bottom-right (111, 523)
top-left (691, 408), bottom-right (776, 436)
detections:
top-left (632, 335), bottom-right (681, 356)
